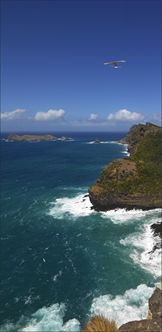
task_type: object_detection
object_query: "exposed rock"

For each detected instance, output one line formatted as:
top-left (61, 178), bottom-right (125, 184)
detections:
top-left (94, 139), bottom-right (101, 144)
top-left (119, 319), bottom-right (161, 332)
top-left (119, 287), bottom-right (162, 332)
top-left (120, 122), bottom-right (161, 154)
top-left (149, 287), bottom-right (162, 320)
top-left (89, 123), bottom-right (162, 211)
top-left (151, 222), bottom-right (162, 239)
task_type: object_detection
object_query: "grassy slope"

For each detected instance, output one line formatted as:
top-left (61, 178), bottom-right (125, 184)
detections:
top-left (130, 131), bottom-right (162, 193)
top-left (90, 131), bottom-right (162, 195)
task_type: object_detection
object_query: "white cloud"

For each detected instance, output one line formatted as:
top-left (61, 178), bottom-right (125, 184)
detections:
top-left (34, 109), bottom-right (65, 121)
top-left (89, 113), bottom-right (98, 121)
top-left (1, 109), bottom-right (27, 120)
top-left (107, 109), bottom-right (144, 122)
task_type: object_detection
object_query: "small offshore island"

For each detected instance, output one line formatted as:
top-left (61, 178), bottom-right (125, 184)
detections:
top-left (89, 122), bottom-right (162, 211)
top-left (6, 134), bottom-right (73, 142)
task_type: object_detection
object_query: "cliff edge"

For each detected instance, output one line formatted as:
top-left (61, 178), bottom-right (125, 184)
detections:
top-left (82, 285), bottom-right (162, 332)
top-left (119, 285), bottom-right (162, 332)
top-left (89, 123), bottom-right (162, 210)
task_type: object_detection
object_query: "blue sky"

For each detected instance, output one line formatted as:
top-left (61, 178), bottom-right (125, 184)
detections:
top-left (1, 0), bottom-right (161, 132)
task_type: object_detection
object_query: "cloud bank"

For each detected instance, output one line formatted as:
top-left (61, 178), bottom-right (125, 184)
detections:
top-left (1, 107), bottom-right (147, 132)
top-left (107, 109), bottom-right (144, 122)
top-left (1, 109), bottom-right (27, 120)
top-left (89, 113), bottom-right (98, 121)
top-left (34, 109), bottom-right (65, 121)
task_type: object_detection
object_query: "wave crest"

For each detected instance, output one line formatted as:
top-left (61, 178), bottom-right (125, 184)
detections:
top-left (0, 303), bottom-right (80, 332)
top-left (120, 220), bottom-right (162, 277)
top-left (90, 284), bottom-right (153, 327)
top-left (48, 194), bottom-right (94, 219)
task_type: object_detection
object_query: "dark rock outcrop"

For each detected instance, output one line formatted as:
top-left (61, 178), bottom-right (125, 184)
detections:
top-left (151, 222), bottom-right (162, 239)
top-left (89, 123), bottom-right (162, 211)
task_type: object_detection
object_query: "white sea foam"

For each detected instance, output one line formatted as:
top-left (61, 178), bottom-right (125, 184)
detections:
top-left (0, 303), bottom-right (80, 332)
top-left (49, 192), bottom-right (161, 223)
top-left (121, 143), bottom-right (130, 156)
top-left (121, 150), bottom-right (130, 156)
top-left (86, 140), bottom-right (123, 145)
top-left (48, 193), bottom-right (161, 276)
top-left (120, 220), bottom-right (162, 277)
top-left (90, 284), bottom-right (153, 327)
top-left (86, 140), bottom-right (130, 157)
top-left (48, 194), bottom-right (94, 219)
top-left (53, 270), bottom-right (63, 282)
top-left (101, 208), bottom-right (161, 224)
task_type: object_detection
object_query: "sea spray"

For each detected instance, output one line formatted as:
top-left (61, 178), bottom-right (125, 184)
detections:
top-left (0, 304), bottom-right (80, 332)
top-left (90, 284), bottom-right (153, 327)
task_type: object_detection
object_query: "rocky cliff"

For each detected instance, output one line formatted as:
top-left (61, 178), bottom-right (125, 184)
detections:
top-left (89, 123), bottom-right (162, 210)
top-left (120, 122), bottom-right (161, 154)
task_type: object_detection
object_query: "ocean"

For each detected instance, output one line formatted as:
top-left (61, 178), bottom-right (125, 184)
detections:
top-left (0, 132), bottom-right (161, 331)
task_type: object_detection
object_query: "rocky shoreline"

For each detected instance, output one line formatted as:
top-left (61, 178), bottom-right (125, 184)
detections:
top-left (119, 285), bottom-right (162, 332)
top-left (89, 122), bottom-right (162, 211)
top-left (82, 285), bottom-right (162, 332)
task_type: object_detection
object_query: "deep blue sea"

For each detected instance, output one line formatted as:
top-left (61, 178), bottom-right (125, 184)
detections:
top-left (0, 132), bottom-right (161, 331)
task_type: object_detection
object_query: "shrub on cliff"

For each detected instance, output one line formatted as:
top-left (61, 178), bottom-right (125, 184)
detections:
top-left (82, 315), bottom-right (119, 332)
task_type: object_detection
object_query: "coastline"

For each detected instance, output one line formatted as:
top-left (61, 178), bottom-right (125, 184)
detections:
top-left (89, 123), bottom-right (162, 211)
top-left (1, 132), bottom-right (161, 331)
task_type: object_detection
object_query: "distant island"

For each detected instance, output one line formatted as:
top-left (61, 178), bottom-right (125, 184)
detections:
top-left (89, 122), bottom-right (162, 210)
top-left (6, 134), bottom-right (73, 142)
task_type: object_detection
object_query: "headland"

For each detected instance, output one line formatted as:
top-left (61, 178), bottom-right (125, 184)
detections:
top-left (89, 122), bottom-right (162, 211)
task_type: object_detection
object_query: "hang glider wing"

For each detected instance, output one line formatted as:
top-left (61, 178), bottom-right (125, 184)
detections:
top-left (104, 60), bottom-right (126, 67)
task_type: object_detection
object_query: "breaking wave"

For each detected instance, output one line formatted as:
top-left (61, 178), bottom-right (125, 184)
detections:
top-left (48, 193), bottom-right (161, 278)
top-left (48, 194), bottom-right (94, 219)
top-left (86, 140), bottom-right (123, 145)
top-left (120, 219), bottom-right (162, 277)
top-left (0, 285), bottom-right (156, 331)
top-left (48, 192), bottom-right (161, 223)
top-left (90, 284), bottom-right (153, 327)
top-left (0, 303), bottom-right (80, 332)
top-left (101, 208), bottom-right (161, 224)
top-left (86, 140), bottom-right (130, 156)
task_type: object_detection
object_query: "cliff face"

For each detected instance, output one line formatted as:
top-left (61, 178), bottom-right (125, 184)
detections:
top-left (89, 123), bottom-right (162, 210)
top-left (120, 122), bottom-right (161, 154)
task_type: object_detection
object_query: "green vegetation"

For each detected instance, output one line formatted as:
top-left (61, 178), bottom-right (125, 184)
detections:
top-left (89, 125), bottom-right (162, 197)
top-left (120, 122), bottom-right (161, 153)
top-left (130, 131), bottom-right (162, 194)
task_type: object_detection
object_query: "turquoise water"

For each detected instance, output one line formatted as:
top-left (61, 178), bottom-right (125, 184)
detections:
top-left (0, 133), bottom-right (161, 330)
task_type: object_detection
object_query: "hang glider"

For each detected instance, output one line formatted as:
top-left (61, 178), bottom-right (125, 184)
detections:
top-left (104, 60), bottom-right (126, 68)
